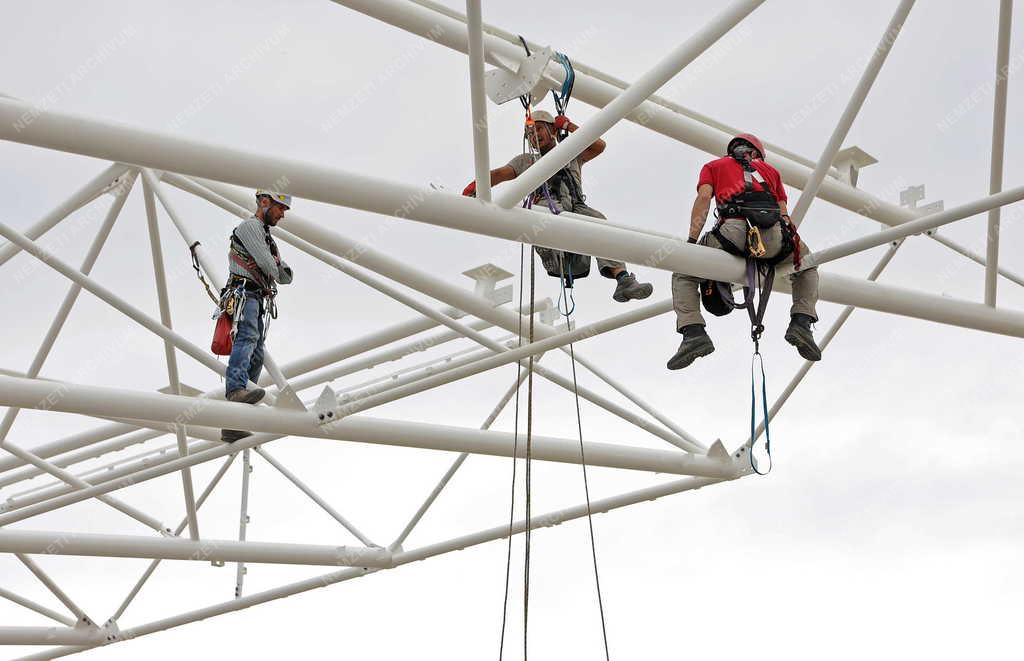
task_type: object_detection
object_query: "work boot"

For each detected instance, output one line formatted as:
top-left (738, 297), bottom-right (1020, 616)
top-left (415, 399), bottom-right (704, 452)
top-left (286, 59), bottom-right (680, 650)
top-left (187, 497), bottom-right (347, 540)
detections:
top-left (220, 429), bottom-right (251, 443)
top-left (785, 313), bottom-right (822, 361)
top-left (612, 272), bottom-right (654, 302)
top-left (666, 325), bottom-right (715, 370)
top-left (226, 387), bottom-right (266, 404)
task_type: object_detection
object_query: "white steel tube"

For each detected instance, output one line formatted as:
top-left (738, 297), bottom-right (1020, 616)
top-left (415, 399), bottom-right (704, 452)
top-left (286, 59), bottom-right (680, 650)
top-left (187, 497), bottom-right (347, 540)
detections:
top-left (254, 447), bottom-right (375, 546)
top-left (0, 588), bottom-right (76, 627)
top-left (492, 0), bottom-right (765, 208)
top-left (562, 346), bottom-right (703, 450)
top-left (789, 0), bottom-right (914, 228)
top-left (0, 172), bottom-right (135, 446)
top-left (465, 0), bottom-right (491, 202)
top-left (329, 0), bottom-right (1024, 286)
top-left (0, 218), bottom-right (241, 379)
top-left (235, 449), bottom-right (252, 598)
top-left (0, 376), bottom-right (741, 528)
top-left (112, 454), bottom-right (237, 621)
top-left (183, 179), bottom-right (694, 449)
top-left (189, 175), bottom-right (1024, 340)
top-left (985, 0), bottom-right (1013, 306)
top-left (0, 375), bottom-right (736, 480)
top-left (408, 0), bottom-right (836, 176)
top-left (0, 429), bottom-right (163, 490)
top-left (392, 356), bottom-right (533, 548)
top-left (63, 474), bottom-right (728, 656)
top-left (0, 422), bottom-right (138, 476)
top-left (0, 162), bottom-right (127, 268)
top-left (798, 185), bottom-right (1024, 271)
top-left (0, 530), bottom-right (394, 568)
top-left (15, 554), bottom-right (90, 624)
top-left (1, 442), bottom-right (170, 534)
top-left (0, 626), bottom-right (106, 647)
top-left (141, 174), bottom-right (200, 540)
top-left (2, 99), bottom-right (1022, 337)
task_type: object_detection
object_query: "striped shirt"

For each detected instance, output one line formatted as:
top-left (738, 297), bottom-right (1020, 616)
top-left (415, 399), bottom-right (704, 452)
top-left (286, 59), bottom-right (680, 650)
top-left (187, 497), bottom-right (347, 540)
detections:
top-left (227, 216), bottom-right (293, 286)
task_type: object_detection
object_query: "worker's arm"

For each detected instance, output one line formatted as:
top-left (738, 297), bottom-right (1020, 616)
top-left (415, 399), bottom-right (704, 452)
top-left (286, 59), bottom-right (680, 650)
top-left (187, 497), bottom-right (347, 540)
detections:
top-left (463, 165), bottom-right (517, 196)
top-left (778, 200), bottom-right (790, 217)
top-left (236, 219), bottom-right (282, 282)
top-left (558, 117), bottom-right (606, 163)
top-left (688, 184), bottom-right (714, 242)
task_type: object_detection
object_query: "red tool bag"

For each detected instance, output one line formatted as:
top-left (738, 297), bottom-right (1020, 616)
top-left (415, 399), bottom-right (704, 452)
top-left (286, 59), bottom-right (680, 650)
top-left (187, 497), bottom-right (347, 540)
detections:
top-left (211, 312), bottom-right (233, 355)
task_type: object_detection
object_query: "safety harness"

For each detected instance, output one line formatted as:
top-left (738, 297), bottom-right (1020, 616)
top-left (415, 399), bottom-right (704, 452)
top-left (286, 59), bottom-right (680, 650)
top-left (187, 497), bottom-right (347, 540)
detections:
top-left (212, 220), bottom-right (280, 354)
top-left (700, 156), bottom-right (801, 475)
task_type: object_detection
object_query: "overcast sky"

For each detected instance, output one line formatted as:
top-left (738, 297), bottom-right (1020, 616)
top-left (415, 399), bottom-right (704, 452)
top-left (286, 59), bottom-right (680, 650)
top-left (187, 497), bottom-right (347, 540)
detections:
top-left (2, 0), bottom-right (1023, 659)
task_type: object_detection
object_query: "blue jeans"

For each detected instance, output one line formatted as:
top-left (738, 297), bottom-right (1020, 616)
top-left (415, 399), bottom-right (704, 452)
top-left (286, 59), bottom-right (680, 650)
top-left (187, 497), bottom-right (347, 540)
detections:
top-left (226, 296), bottom-right (265, 394)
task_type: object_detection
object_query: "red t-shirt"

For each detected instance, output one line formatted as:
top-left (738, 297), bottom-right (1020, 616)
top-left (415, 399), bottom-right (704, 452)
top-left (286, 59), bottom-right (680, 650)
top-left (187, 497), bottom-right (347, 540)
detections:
top-left (697, 156), bottom-right (787, 205)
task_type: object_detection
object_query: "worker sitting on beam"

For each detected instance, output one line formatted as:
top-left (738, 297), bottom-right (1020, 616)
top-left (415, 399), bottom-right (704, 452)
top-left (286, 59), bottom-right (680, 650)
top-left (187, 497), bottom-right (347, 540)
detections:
top-left (463, 110), bottom-right (654, 303)
top-left (667, 133), bottom-right (822, 370)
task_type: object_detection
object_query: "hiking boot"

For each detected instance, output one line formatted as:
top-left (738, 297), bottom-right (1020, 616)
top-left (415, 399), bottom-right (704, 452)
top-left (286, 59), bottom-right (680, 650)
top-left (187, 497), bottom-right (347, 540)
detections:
top-left (785, 313), bottom-right (822, 361)
top-left (226, 388), bottom-right (266, 404)
top-left (612, 272), bottom-right (654, 302)
top-left (666, 325), bottom-right (715, 370)
top-left (220, 429), bottom-right (251, 443)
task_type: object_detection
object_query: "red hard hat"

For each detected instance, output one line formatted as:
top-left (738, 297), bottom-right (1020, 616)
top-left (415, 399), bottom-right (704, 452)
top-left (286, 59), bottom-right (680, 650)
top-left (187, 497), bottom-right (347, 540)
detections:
top-left (727, 133), bottom-right (767, 160)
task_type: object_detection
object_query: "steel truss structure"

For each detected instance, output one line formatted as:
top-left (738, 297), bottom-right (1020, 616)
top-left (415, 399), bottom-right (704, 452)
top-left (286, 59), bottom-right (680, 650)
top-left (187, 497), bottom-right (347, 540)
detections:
top-left (0, 0), bottom-right (1018, 656)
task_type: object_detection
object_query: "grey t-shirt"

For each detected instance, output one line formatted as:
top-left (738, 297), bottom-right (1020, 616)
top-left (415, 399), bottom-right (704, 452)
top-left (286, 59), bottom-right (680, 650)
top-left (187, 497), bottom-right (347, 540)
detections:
top-left (505, 153), bottom-right (585, 204)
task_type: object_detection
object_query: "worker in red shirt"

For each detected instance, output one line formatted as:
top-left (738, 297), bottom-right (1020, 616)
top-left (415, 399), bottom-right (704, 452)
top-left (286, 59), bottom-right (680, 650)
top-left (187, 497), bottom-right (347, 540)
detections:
top-left (667, 133), bottom-right (821, 370)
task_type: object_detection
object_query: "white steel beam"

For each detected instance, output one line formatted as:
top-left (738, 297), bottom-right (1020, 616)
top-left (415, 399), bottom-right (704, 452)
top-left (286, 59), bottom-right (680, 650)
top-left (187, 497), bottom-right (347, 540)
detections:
top-left (329, 0), bottom-right (1024, 286)
top-left (235, 449), bottom-right (252, 598)
top-left (45, 474), bottom-right (728, 657)
top-left (177, 178), bottom-right (698, 451)
top-left (1, 98), bottom-right (1021, 335)
top-left (0, 626), bottom-right (107, 647)
top-left (0, 375), bottom-right (739, 487)
top-left (0, 217), bottom-right (259, 385)
top-left (254, 447), bottom-right (376, 546)
top-left (392, 354), bottom-right (533, 549)
top-left (112, 454), bottom-right (238, 622)
top-left (0, 162), bottom-right (128, 268)
top-left (141, 173), bottom-right (200, 540)
top-left (985, 0), bottom-right (1013, 306)
top-left (0, 172), bottom-right (135, 446)
top-left (491, 0), bottom-right (765, 208)
top-left (408, 0), bottom-right (837, 176)
top-left (789, 0), bottom-right (915, 227)
top-left (797, 185), bottom-right (1024, 272)
top-left (15, 554), bottom-right (92, 626)
top-left (0, 429), bottom-right (163, 490)
top-left (0, 441), bottom-right (171, 534)
top-left (465, 0), bottom-right (491, 202)
top-left (0, 422), bottom-right (138, 476)
top-left (0, 530), bottom-right (394, 568)
top-left (0, 587), bottom-right (76, 627)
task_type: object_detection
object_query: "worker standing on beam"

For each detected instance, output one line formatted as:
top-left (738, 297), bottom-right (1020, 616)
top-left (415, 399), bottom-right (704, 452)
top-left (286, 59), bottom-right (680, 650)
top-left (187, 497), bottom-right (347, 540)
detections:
top-left (667, 134), bottom-right (821, 369)
top-left (220, 190), bottom-right (294, 443)
top-left (463, 110), bottom-right (654, 303)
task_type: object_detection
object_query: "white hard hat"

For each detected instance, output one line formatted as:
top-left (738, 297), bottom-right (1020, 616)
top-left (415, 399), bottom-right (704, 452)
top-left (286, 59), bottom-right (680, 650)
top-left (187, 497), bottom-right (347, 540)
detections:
top-left (528, 110), bottom-right (556, 125)
top-left (255, 189), bottom-right (292, 209)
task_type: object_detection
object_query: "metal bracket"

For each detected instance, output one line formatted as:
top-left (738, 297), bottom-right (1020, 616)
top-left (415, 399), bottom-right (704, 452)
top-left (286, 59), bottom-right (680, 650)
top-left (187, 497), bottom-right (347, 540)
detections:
top-left (313, 385), bottom-right (338, 425)
top-left (273, 384), bottom-right (307, 411)
top-left (484, 46), bottom-right (554, 105)
top-left (462, 263), bottom-right (514, 306)
top-left (101, 618), bottom-right (122, 643)
top-left (831, 146), bottom-right (877, 188)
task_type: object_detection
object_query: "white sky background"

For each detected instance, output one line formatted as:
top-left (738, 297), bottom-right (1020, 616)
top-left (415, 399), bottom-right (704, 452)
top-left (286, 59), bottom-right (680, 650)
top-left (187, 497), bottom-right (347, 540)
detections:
top-left (1, 0), bottom-right (1022, 658)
